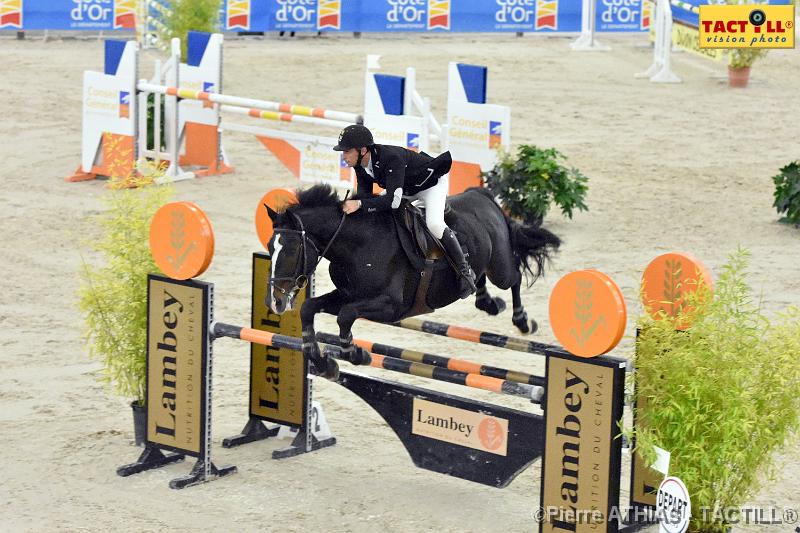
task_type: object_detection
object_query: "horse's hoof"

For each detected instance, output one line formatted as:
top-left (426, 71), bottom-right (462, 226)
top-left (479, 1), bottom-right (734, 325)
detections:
top-left (476, 296), bottom-right (506, 316)
top-left (323, 358), bottom-right (340, 381)
top-left (353, 347), bottom-right (371, 366)
top-left (337, 344), bottom-right (369, 366)
top-left (512, 311), bottom-right (530, 333)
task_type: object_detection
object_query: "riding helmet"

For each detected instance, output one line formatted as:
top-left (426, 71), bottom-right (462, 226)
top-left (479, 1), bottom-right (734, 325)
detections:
top-left (333, 124), bottom-right (374, 151)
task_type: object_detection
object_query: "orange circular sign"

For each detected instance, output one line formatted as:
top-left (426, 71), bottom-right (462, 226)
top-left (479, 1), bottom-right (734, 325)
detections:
top-left (149, 201), bottom-right (215, 280)
top-left (641, 252), bottom-right (713, 330)
top-left (549, 270), bottom-right (627, 358)
top-left (255, 188), bottom-right (298, 250)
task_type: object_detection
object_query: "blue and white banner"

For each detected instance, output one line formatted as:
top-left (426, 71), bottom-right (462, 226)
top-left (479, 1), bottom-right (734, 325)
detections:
top-left (5, 0), bottom-right (788, 33)
top-left (0, 0), bottom-right (137, 31)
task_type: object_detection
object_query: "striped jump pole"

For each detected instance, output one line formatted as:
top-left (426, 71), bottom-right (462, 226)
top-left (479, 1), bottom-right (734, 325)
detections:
top-left (315, 332), bottom-right (545, 388)
top-left (219, 104), bottom-right (353, 129)
top-left (391, 318), bottom-right (558, 356)
top-left (136, 82), bottom-right (363, 124)
top-left (211, 322), bottom-right (543, 402)
top-left (670, 0), bottom-right (699, 13)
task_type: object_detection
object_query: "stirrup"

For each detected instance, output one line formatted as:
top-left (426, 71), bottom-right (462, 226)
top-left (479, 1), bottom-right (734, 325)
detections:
top-left (458, 267), bottom-right (477, 298)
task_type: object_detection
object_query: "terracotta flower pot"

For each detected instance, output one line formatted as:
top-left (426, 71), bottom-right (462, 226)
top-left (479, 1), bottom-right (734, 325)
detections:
top-left (728, 66), bottom-right (751, 88)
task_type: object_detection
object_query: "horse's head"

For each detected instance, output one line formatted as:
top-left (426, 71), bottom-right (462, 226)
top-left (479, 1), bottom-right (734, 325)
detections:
top-left (265, 205), bottom-right (321, 314)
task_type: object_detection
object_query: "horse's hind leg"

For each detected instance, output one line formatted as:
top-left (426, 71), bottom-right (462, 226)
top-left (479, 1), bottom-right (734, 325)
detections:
top-left (474, 274), bottom-right (507, 316)
top-left (511, 275), bottom-right (538, 334)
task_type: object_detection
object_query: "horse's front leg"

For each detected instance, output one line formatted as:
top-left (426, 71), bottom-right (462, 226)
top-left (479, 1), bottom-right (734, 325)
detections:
top-left (300, 290), bottom-right (344, 380)
top-left (335, 295), bottom-right (401, 365)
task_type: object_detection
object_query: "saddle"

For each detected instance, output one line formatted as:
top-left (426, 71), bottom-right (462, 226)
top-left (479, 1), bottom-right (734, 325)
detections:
top-left (392, 200), bottom-right (459, 317)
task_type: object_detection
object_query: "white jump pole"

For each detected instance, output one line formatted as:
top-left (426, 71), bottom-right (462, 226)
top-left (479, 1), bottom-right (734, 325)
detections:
top-left (404, 66), bottom-right (444, 146)
top-left (136, 82), bottom-right (363, 125)
top-left (635, 0), bottom-right (695, 83)
top-left (570, 0), bottom-right (611, 51)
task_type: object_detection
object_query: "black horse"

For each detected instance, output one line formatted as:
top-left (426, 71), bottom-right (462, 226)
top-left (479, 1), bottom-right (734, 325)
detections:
top-left (265, 184), bottom-right (561, 379)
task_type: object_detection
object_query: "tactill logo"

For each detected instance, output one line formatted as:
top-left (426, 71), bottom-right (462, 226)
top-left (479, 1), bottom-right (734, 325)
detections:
top-left (699, 4), bottom-right (795, 48)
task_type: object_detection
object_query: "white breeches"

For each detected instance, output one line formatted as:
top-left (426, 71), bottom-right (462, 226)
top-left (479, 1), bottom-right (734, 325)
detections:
top-left (404, 174), bottom-right (449, 239)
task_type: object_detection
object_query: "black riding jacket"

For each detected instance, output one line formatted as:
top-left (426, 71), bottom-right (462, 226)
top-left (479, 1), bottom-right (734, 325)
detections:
top-left (355, 144), bottom-right (453, 213)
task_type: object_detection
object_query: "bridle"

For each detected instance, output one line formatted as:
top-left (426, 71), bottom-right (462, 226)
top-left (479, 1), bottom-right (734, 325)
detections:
top-left (268, 192), bottom-right (350, 301)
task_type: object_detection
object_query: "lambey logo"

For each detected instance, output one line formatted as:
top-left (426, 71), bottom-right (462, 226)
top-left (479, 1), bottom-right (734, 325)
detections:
top-left (551, 367), bottom-right (590, 532)
top-left (154, 290), bottom-right (183, 439)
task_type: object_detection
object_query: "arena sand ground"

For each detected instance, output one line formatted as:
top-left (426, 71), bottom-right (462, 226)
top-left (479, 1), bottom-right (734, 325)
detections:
top-left (0, 32), bottom-right (798, 532)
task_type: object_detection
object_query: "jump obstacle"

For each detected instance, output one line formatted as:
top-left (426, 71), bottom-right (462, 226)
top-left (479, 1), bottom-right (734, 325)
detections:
top-left (636, 0), bottom-right (726, 83)
top-left (69, 32), bottom-right (510, 195)
top-left (117, 192), bottom-right (714, 532)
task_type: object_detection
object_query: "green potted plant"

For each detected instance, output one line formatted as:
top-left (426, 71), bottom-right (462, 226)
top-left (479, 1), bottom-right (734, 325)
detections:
top-left (78, 174), bottom-right (173, 445)
top-left (482, 144), bottom-right (588, 225)
top-left (727, 48), bottom-right (767, 88)
top-left (771, 160), bottom-right (800, 225)
top-left (633, 249), bottom-right (800, 532)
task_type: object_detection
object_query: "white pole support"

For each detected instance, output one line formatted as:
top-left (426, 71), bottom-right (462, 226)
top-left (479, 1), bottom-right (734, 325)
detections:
top-left (404, 67), bottom-right (415, 116)
top-left (570, 0), bottom-right (611, 51)
top-left (165, 38), bottom-right (181, 178)
top-left (636, 0), bottom-right (681, 82)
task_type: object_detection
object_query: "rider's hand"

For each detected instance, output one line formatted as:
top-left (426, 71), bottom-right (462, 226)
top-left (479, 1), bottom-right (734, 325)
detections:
top-left (343, 199), bottom-right (361, 215)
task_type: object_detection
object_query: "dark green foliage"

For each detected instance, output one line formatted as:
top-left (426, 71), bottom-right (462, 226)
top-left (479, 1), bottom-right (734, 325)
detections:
top-left (483, 145), bottom-right (588, 224)
top-left (146, 93), bottom-right (166, 153)
top-left (772, 160), bottom-right (800, 225)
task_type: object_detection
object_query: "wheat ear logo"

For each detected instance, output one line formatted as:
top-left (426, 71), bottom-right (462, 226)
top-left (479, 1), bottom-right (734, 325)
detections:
top-left (661, 258), bottom-right (685, 318)
top-left (167, 211), bottom-right (196, 271)
top-left (570, 279), bottom-right (606, 348)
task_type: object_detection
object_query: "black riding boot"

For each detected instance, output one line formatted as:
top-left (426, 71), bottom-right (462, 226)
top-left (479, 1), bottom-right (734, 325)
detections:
top-left (441, 228), bottom-right (477, 299)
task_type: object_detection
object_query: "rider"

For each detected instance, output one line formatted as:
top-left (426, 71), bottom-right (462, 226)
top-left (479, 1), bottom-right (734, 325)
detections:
top-left (334, 124), bottom-right (477, 298)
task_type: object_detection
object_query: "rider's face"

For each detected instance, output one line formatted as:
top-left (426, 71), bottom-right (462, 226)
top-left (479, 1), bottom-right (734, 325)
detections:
top-left (342, 147), bottom-right (366, 167)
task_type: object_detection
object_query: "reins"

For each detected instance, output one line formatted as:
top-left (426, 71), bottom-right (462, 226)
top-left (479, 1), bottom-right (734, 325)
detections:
top-left (267, 191), bottom-right (350, 298)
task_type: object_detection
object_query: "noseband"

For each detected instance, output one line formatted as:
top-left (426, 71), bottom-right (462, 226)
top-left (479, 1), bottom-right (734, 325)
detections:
top-left (269, 196), bottom-right (349, 301)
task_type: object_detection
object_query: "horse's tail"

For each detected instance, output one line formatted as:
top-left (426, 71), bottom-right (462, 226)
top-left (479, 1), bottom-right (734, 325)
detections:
top-left (464, 187), bottom-right (561, 285)
top-left (507, 219), bottom-right (561, 285)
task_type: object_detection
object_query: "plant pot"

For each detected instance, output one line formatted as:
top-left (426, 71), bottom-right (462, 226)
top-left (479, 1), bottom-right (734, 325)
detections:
top-left (728, 66), bottom-right (751, 88)
top-left (131, 400), bottom-right (146, 446)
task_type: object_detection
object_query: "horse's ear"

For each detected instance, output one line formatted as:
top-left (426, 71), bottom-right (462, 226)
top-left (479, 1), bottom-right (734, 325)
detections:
top-left (264, 204), bottom-right (278, 221)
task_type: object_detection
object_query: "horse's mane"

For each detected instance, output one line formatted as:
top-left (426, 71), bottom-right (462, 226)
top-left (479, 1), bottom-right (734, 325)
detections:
top-left (289, 184), bottom-right (341, 211)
